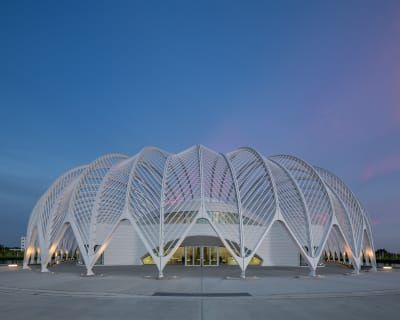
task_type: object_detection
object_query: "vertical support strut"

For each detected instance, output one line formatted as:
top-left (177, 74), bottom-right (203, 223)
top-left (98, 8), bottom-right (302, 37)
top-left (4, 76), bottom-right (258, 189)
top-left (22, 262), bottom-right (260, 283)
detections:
top-left (157, 154), bottom-right (172, 279)
top-left (158, 222), bottom-right (164, 279)
top-left (41, 263), bottom-right (50, 273)
top-left (221, 153), bottom-right (246, 279)
top-left (308, 258), bottom-right (319, 277)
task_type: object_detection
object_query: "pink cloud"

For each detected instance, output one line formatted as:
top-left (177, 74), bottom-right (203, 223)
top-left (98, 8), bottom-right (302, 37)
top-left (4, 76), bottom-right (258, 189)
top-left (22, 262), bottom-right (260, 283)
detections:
top-left (361, 154), bottom-right (400, 181)
top-left (367, 198), bottom-right (400, 226)
top-left (393, 104), bottom-right (400, 125)
top-left (371, 216), bottom-right (400, 225)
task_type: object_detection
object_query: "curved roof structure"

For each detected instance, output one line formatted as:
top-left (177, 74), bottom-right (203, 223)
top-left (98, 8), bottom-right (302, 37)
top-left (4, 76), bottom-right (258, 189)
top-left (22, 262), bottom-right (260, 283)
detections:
top-left (23, 145), bottom-right (376, 277)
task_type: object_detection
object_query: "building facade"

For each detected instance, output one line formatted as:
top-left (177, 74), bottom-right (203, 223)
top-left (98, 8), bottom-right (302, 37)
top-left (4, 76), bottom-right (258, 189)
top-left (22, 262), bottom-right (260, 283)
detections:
top-left (23, 146), bottom-right (376, 277)
top-left (20, 236), bottom-right (26, 251)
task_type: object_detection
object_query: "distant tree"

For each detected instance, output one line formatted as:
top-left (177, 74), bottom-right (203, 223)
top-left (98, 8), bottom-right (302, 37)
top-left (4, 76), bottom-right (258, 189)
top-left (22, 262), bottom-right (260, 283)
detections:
top-left (376, 249), bottom-right (400, 260)
top-left (376, 249), bottom-right (388, 259)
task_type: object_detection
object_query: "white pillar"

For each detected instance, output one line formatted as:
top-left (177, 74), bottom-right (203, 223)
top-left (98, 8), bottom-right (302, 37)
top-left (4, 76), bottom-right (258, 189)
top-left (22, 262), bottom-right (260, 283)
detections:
top-left (308, 258), bottom-right (318, 277)
top-left (86, 267), bottom-right (94, 276)
top-left (352, 256), bottom-right (361, 275)
top-left (41, 263), bottom-right (50, 273)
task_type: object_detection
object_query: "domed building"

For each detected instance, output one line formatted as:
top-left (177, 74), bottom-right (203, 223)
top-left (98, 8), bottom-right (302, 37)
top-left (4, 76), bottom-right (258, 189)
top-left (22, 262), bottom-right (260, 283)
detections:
top-left (23, 145), bottom-right (376, 278)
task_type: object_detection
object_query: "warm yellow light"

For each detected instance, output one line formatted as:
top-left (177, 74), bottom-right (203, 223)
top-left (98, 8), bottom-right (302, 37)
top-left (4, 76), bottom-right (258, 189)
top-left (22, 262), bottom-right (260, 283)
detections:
top-left (383, 266), bottom-right (393, 270)
top-left (142, 255), bottom-right (154, 265)
top-left (364, 249), bottom-right (373, 257)
top-left (249, 256), bottom-right (262, 266)
top-left (96, 245), bottom-right (106, 256)
top-left (8, 264), bottom-right (18, 268)
top-left (227, 257), bottom-right (238, 265)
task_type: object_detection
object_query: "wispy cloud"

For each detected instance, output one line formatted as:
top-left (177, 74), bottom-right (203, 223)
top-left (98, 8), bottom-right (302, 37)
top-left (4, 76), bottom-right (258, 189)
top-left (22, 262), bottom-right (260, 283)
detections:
top-left (370, 205), bottom-right (400, 225)
top-left (361, 154), bottom-right (400, 181)
top-left (203, 116), bottom-right (251, 153)
top-left (393, 104), bottom-right (400, 125)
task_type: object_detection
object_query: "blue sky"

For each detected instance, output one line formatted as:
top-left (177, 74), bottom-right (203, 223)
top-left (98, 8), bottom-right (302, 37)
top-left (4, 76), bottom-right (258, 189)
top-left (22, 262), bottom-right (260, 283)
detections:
top-left (0, 1), bottom-right (399, 250)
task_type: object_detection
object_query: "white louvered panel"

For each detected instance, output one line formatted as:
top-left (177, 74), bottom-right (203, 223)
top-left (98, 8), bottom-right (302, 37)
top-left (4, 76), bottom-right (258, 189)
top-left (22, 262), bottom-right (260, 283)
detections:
top-left (103, 221), bottom-right (146, 265)
top-left (256, 221), bottom-right (300, 266)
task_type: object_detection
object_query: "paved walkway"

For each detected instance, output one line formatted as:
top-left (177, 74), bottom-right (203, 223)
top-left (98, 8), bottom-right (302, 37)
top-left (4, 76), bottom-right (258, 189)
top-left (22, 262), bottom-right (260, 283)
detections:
top-left (0, 263), bottom-right (399, 319)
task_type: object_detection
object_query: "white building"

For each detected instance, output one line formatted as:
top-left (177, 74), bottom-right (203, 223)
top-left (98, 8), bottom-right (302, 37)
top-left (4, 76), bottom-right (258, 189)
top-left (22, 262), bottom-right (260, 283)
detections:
top-left (20, 236), bottom-right (26, 251)
top-left (23, 145), bottom-right (376, 278)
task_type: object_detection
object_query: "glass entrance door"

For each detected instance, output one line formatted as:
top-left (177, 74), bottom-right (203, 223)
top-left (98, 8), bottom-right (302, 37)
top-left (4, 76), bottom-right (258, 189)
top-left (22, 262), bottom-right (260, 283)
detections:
top-left (185, 246), bottom-right (219, 266)
top-left (184, 246), bottom-right (201, 266)
top-left (203, 246), bottom-right (218, 266)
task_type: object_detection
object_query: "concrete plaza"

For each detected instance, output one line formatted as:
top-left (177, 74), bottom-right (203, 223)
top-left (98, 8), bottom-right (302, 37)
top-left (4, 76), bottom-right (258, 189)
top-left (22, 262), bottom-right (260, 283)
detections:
top-left (0, 263), bottom-right (399, 320)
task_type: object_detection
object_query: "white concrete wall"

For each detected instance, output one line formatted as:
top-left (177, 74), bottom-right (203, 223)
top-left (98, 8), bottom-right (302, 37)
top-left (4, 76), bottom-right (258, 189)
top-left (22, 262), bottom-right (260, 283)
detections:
top-left (187, 221), bottom-right (219, 237)
top-left (256, 221), bottom-right (300, 266)
top-left (100, 219), bottom-right (300, 266)
top-left (103, 221), bottom-right (146, 266)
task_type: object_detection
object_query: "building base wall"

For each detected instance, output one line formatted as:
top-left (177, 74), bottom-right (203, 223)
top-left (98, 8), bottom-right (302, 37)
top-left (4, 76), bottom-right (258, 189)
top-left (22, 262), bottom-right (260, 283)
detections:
top-left (256, 221), bottom-right (300, 266)
top-left (103, 221), bottom-right (146, 266)
top-left (101, 220), bottom-right (300, 267)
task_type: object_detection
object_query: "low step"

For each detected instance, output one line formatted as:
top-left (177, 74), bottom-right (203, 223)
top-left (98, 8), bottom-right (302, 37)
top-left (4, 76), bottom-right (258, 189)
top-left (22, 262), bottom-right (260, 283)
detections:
top-left (152, 292), bottom-right (251, 297)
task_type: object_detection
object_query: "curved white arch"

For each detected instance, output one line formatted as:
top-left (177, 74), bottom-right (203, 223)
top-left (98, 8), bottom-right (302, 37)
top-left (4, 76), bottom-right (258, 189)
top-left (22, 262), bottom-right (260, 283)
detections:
top-left (25, 146), bottom-right (376, 277)
top-left (124, 147), bottom-right (170, 276)
top-left (89, 157), bottom-right (133, 251)
top-left (64, 154), bottom-right (127, 273)
top-left (315, 167), bottom-right (369, 257)
top-left (23, 165), bottom-right (87, 269)
top-left (269, 155), bottom-right (335, 260)
top-left (267, 158), bottom-right (313, 256)
top-left (227, 147), bottom-right (281, 274)
top-left (324, 183), bottom-right (357, 255)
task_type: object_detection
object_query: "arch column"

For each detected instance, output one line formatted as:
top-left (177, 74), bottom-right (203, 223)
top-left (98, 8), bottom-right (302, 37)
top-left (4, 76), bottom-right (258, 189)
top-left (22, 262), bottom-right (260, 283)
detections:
top-left (309, 259), bottom-right (318, 277)
top-left (23, 227), bottom-right (39, 269)
top-left (40, 223), bottom-right (72, 273)
top-left (351, 255), bottom-right (361, 274)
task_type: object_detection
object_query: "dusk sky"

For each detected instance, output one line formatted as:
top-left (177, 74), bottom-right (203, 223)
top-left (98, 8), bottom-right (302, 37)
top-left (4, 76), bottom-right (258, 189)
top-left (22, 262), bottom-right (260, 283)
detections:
top-left (0, 1), bottom-right (399, 251)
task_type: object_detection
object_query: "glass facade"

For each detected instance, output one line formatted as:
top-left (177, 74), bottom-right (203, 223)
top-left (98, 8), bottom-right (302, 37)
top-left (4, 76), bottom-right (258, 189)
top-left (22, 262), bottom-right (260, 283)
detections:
top-left (141, 245), bottom-right (263, 266)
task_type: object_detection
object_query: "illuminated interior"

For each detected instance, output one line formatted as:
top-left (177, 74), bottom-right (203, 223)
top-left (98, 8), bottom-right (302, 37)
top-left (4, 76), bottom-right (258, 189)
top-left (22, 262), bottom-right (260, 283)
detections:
top-left (141, 245), bottom-right (262, 266)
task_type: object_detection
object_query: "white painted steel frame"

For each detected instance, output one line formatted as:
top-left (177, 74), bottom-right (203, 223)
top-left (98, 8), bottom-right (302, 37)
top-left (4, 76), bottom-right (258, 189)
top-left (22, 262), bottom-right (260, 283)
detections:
top-left (23, 145), bottom-right (377, 277)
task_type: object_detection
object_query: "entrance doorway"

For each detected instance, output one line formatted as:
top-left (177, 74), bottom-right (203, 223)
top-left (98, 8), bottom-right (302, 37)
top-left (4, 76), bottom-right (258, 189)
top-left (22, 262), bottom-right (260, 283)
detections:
top-left (185, 246), bottom-right (219, 266)
top-left (140, 244), bottom-right (262, 266)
